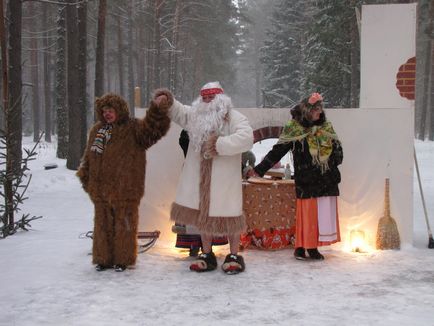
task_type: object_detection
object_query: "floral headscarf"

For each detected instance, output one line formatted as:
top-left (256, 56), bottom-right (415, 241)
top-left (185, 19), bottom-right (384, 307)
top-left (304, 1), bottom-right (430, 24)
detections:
top-left (278, 93), bottom-right (338, 173)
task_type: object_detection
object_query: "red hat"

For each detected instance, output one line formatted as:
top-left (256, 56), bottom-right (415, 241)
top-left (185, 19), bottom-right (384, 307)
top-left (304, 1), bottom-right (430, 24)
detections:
top-left (200, 81), bottom-right (224, 97)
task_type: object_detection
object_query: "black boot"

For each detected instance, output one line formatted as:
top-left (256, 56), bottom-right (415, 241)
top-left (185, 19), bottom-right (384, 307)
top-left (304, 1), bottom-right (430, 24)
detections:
top-left (114, 264), bottom-right (127, 272)
top-left (307, 248), bottom-right (324, 260)
top-left (294, 247), bottom-right (307, 260)
top-left (95, 264), bottom-right (108, 272)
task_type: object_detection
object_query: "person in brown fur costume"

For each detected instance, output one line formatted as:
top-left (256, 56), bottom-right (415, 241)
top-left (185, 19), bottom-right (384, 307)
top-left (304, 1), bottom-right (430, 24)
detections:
top-left (77, 93), bottom-right (171, 272)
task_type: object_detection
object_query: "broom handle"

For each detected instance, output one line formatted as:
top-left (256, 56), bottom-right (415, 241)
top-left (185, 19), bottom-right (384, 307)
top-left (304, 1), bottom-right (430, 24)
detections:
top-left (385, 178), bottom-right (390, 217)
top-left (414, 147), bottom-right (433, 237)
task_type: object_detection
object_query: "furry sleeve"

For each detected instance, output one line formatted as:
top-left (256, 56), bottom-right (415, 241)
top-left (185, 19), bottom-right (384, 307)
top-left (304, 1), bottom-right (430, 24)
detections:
top-left (76, 124), bottom-right (99, 192)
top-left (135, 99), bottom-right (171, 149)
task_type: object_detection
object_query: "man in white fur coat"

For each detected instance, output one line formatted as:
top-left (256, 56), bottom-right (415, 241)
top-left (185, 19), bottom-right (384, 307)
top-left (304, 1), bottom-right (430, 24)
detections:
top-left (155, 82), bottom-right (253, 274)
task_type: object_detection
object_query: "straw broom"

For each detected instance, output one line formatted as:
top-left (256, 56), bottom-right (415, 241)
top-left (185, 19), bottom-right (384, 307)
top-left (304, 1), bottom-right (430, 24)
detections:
top-left (376, 178), bottom-right (400, 250)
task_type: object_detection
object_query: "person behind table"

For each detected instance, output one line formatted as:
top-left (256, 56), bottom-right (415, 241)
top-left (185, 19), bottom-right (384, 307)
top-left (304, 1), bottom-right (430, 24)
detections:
top-left (76, 93), bottom-right (170, 272)
top-left (241, 150), bottom-right (256, 179)
top-left (154, 82), bottom-right (253, 274)
top-left (247, 92), bottom-right (343, 260)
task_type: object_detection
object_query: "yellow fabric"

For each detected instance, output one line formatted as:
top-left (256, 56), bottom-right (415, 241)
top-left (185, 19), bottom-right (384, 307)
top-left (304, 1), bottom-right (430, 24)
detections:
top-left (277, 119), bottom-right (339, 172)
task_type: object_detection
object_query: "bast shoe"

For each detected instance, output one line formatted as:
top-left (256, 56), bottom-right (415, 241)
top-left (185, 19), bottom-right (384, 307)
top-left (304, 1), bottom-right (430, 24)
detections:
top-left (307, 248), bottom-right (325, 260)
top-left (222, 254), bottom-right (245, 275)
top-left (294, 247), bottom-right (307, 261)
top-left (190, 252), bottom-right (217, 272)
top-left (114, 264), bottom-right (127, 272)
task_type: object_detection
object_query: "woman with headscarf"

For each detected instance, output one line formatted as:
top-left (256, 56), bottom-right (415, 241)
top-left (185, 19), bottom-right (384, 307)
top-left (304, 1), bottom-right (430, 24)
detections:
top-left (247, 93), bottom-right (343, 260)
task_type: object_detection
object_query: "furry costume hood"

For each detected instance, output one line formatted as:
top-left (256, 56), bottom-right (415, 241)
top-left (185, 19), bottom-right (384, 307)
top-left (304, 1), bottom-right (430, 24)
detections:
top-left (95, 93), bottom-right (130, 124)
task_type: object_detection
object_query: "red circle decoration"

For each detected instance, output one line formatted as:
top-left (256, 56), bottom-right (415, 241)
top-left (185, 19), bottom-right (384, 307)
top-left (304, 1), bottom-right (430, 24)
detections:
top-left (396, 57), bottom-right (416, 100)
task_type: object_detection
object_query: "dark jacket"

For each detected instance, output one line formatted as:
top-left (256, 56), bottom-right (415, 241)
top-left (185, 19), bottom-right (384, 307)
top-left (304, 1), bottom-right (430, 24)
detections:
top-left (254, 107), bottom-right (343, 199)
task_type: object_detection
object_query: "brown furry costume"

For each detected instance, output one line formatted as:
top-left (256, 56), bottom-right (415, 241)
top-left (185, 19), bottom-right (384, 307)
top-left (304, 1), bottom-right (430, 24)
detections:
top-left (77, 93), bottom-right (170, 267)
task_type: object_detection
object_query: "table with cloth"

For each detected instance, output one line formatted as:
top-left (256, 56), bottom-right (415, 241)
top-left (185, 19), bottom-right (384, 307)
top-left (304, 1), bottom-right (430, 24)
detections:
top-left (240, 178), bottom-right (296, 250)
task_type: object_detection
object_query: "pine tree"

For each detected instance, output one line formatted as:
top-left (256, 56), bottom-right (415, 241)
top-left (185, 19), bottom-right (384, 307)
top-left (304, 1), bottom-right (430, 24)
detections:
top-left (303, 0), bottom-right (361, 107)
top-left (181, 0), bottom-right (239, 101)
top-left (261, 0), bottom-right (310, 108)
top-left (232, 0), bottom-right (273, 107)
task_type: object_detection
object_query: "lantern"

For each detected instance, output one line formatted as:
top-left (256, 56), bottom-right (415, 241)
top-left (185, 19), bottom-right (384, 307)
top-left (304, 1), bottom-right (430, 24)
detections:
top-left (350, 229), bottom-right (366, 253)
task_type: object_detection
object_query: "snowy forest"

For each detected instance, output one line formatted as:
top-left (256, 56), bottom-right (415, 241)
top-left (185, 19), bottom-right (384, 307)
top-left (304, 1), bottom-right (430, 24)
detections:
top-left (1, 2), bottom-right (434, 323)
top-left (0, 0), bottom-right (433, 234)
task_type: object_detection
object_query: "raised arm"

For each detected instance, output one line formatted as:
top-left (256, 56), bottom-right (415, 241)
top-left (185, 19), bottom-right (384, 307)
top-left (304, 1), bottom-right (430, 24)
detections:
top-left (134, 98), bottom-right (171, 150)
top-left (154, 88), bottom-right (192, 129)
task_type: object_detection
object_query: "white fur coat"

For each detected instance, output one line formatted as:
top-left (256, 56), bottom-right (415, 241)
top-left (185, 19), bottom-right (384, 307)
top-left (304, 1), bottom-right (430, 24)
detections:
top-left (170, 99), bottom-right (253, 218)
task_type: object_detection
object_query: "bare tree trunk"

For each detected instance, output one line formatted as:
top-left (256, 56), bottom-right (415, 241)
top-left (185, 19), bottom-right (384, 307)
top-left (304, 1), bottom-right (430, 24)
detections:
top-left (94, 0), bottom-right (107, 109)
top-left (77, 1), bottom-right (87, 162)
top-left (105, 26), bottom-right (111, 92)
top-left (254, 28), bottom-right (262, 107)
top-left (0, 0), bottom-right (13, 231)
top-left (169, 0), bottom-right (180, 94)
top-left (350, 1), bottom-right (359, 108)
top-left (137, 16), bottom-right (146, 106)
top-left (127, 0), bottom-right (135, 115)
top-left (415, 0), bottom-right (431, 139)
top-left (105, 49), bottom-right (111, 91)
top-left (43, 5), bottom-right (52, 143)
top-left (7, 0), bottom-right (23, 173)
top-left (30, 14), bottom-right (41, 143)
top-left (117, 13), bottom-right (124, 96)
top-left (153, 0), bottom-right (162, 88)
top-left (145, 25), bottom-right (151, 103)
top-left (0, 0), bottom-right (8, 121)
top-left (66, 0), bottom-right (82, 170)
top-left (428, 1), bottom-right (434, 140)
top-left (55, 0), bottom-right (68, 159)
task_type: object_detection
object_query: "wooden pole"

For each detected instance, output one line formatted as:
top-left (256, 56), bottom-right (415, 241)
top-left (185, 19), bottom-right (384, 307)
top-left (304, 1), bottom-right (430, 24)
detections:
top-left (135, 87), bottom-right (141, 108)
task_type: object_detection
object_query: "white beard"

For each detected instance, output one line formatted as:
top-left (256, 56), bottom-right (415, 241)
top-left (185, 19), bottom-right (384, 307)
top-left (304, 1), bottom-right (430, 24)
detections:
top-left (186, 94), bottom-right (232, 152)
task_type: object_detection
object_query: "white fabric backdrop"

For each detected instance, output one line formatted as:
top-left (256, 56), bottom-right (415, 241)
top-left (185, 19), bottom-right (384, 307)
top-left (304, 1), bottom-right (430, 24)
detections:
top-left (360, 3), bottom-right (416, 109)
top-left (136, 107), bottom-right (414, 249)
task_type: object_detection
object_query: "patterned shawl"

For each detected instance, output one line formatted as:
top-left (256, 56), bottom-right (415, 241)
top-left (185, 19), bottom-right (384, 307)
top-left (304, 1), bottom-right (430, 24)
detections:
top-left (277, 119), bottom-right (339, 172)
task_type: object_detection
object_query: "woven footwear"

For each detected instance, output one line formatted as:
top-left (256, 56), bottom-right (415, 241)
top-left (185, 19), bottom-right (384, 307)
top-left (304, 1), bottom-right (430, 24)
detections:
top-left (190, 252), bottom-right (217, 272)
top-left (294, 247), bottom-right (307, 260)
top-left (307, 248), bottom-right (324, 260)
top-left (222, 254), bottom-right (245, 275)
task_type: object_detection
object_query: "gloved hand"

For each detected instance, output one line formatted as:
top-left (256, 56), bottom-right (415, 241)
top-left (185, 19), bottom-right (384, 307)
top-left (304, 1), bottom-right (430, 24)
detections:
top-left (153, 88), bottom-right (174, 107)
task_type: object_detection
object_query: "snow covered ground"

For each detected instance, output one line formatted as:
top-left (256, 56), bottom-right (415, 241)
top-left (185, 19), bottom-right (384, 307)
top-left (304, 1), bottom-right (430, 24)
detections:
top-left (1, 139), bottom-right (434, 326)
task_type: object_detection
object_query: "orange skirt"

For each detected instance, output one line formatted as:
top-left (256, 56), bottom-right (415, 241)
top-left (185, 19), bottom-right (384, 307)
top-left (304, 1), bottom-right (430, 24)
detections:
top-left (294, 197), bottom-right (340, 249)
